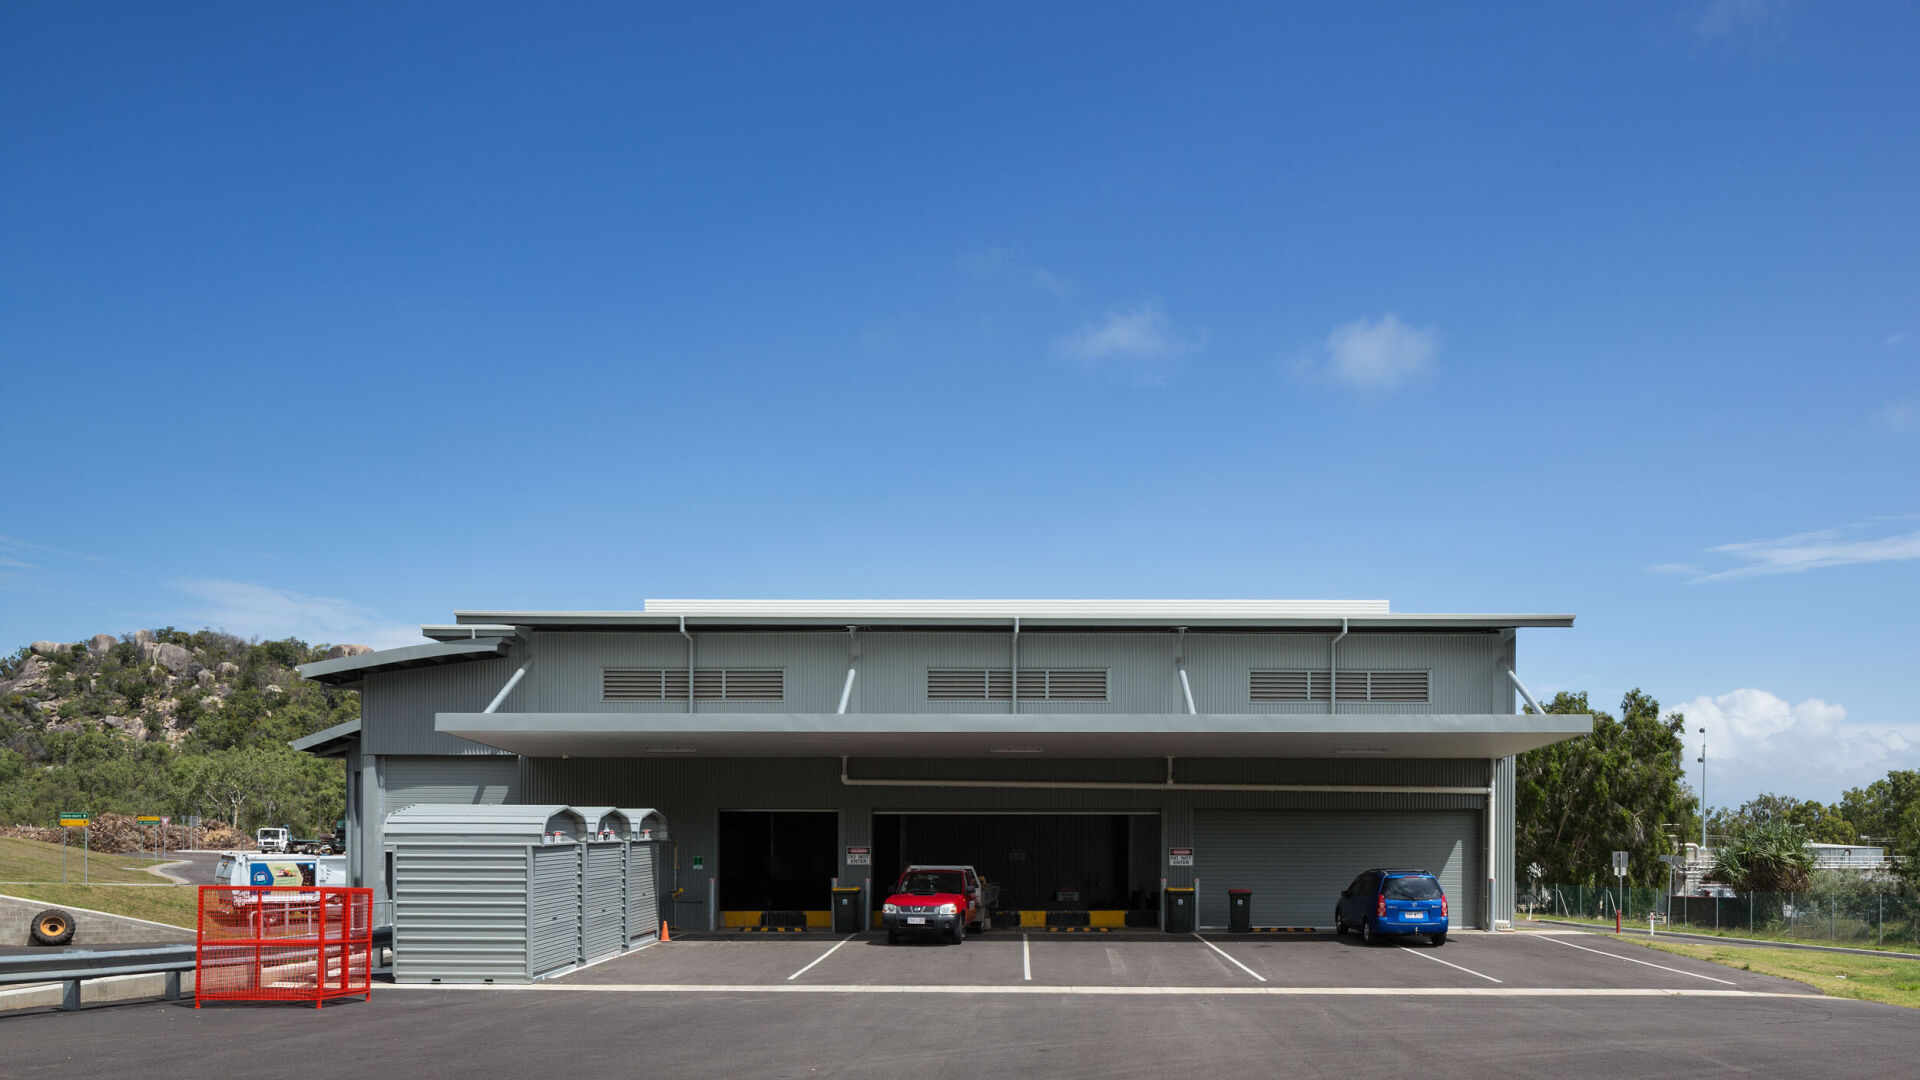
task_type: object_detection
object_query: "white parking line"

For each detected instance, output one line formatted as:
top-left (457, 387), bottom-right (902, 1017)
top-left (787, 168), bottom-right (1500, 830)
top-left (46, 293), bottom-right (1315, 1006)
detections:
top-left (787, 934), bottom-right (855, 981)
top-left (1022, 933), bottom-right (1032, 981)
top-left (390, 982), bottom-right (1814, 998)
top-left (1392, 942), bottom-right (1500, 983)
top-left (1193, 933), bottom-right (1267, 983)
top-left (1527, 932), bottom-right (1738, 986)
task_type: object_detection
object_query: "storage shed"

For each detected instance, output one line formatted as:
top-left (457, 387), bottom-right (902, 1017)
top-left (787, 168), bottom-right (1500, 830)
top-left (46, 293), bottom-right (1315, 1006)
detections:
top-left (622, 808), bottom-right (668, 946)
top-left (575, 807), bottom-right (631, 964)
top-left (385, 804), bottom-right (588, 984)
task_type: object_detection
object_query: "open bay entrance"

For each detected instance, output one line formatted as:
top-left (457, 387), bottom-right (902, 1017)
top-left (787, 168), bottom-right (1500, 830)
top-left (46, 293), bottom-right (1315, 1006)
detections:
top-left (873, 812), bottom-right (1162, 926)
top-left (719, 810), bottom-right (838, 921)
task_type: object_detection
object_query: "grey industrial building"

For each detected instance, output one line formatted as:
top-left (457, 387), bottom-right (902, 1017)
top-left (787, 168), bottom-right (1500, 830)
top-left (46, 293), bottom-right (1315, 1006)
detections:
top-left (294, 600), bottom-right (1589, 932)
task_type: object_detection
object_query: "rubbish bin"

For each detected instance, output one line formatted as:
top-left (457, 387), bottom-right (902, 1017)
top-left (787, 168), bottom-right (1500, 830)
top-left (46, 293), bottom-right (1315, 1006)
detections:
top-left (1228, 888), bottom-right (1253, 933)
top-left (1165, 887), bottom-right (1195, 933)
top-left (832, 886), bottom-right (863, 933)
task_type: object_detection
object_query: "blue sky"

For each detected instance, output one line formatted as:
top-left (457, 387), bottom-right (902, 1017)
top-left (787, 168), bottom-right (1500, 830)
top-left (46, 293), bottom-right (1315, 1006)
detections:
top-left (3, 2), bottom-right (1915, 807)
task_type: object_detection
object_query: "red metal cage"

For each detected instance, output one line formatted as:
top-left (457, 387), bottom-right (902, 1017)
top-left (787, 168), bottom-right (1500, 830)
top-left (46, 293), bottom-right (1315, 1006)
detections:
top-left (196, 886), bottom-right (373, 1008)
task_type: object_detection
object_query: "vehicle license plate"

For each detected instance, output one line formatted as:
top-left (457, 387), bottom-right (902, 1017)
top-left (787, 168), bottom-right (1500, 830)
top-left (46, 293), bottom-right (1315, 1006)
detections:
top-left (907, 917), bottom-right (926, 925)
top-left (1405, 911), bottom-right (1424, 919)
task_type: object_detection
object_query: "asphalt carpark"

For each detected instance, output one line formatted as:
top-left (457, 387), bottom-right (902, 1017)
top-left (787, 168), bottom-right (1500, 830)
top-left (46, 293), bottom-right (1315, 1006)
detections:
top-left (7, 929), bottom-right (1919, 1080)
top-left (550, 926), bottom-right (1808, 993)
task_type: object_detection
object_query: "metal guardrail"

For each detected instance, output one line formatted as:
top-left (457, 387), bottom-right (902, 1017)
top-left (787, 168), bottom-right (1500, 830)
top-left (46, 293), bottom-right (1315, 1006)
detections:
top-left (0, 945), bottom-right (194, 1011)
top-left (1, 926), bottom-right (393, 1012)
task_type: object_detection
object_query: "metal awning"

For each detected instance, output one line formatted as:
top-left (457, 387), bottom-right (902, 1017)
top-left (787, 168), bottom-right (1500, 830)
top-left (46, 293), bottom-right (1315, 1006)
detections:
top-left (436, 711), bottom-right (1592, 760)
top-left (298, 638), bottom-right (513, 688)
top-left (289, 718), bottom-right (361, 758)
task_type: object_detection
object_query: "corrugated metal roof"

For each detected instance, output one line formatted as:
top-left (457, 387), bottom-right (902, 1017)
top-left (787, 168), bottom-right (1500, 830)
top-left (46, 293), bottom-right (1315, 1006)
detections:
top-left (642, 599), bottom-right (1393, 617)
top-left (384, 803), bottom-right (585, 842)
top-left (288, 718), bottom-right (361, 757)
top-left (298, 638), bottom-right (513, 686)
top-left (448, 600), bottom-right (1575, 630)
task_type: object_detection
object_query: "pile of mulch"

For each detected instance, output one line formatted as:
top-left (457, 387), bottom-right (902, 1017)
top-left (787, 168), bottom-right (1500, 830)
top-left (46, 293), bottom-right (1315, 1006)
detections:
top-left (0, 814), bottom-right (252, 853)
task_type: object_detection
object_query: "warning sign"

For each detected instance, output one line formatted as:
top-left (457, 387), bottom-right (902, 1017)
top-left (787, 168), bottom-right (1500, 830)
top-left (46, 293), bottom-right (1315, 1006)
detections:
top-left (845, 846), bottom-right (871, 866)
top-left (1169, 847), bottom-right (1194, 867)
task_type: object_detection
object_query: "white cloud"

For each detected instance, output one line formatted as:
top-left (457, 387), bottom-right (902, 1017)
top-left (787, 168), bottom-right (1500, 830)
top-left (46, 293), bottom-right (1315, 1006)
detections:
top-left (1055, 301), bottom-right (1197, 378)
top-left (1878, 399), bottom-right (1920, 433)
top-left (1673, 688), bottom-right (1919, 805)
top-left (1685, 526), bottom-right (1920, 581)
top-left (1309, 313), bottom-right (1438, 391)
top-left (1689, 0), bottom-right (1789, 39)
top-left (1887, 332), bottom-right (1911, 347)
top-left (168, 579), bottom-right (423, 650)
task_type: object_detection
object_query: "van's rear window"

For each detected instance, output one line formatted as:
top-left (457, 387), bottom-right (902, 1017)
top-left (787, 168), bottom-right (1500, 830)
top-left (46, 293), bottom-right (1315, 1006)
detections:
top-left (1384, 876), bottom-right (1441, 901)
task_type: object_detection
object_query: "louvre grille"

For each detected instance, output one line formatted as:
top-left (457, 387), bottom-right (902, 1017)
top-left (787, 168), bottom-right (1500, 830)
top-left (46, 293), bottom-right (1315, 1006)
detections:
top-left (603, 668), bottom-right (784, 701)
top-left (1251, 670), bottom-right (1429, 704)
top-left (928, 668), bottom-right (1108, 702)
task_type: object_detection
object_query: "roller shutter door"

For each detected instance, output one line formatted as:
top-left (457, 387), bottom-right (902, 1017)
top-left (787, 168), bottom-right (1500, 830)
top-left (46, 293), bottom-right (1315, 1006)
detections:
top-left (528, 845), bottom-right (583, 976)
top-left (382, 756), bottom-right (520, 819)
top-left (627, 844), bottom-right (659, 946)
top-left (582, 844), bottom-right (627, 962)
top-left (1193, 810), bottom-right (1482, 929)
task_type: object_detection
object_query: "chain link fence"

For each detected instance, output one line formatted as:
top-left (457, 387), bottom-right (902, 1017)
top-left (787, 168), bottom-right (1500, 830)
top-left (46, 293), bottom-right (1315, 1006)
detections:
top-left (1524, 882), bottom-right (1920, 950)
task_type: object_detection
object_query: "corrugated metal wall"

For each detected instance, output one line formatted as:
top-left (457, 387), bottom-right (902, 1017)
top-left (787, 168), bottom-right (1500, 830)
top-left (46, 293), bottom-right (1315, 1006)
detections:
top-left (364, 658), bottom-right (521, 755)
top-left (520, 756), bottom-right (1492, 922)
top-left (1192, 810), bottom-right (1482, 929)
top-left (390, 843), bottom-right (531, 984)
top-left (508, 630), bottom-right (1511, 716)
top-left (370, 756), bottom-right (523, 900)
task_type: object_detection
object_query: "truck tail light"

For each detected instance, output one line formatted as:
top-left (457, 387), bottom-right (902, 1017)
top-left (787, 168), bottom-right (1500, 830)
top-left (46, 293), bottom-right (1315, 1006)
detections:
top-left (1376, 894), bottom-right (1385, 917)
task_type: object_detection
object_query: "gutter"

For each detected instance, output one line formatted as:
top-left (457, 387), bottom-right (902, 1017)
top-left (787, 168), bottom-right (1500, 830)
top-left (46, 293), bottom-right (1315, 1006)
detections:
top-left (838, 756), bottom-right (1488, 796)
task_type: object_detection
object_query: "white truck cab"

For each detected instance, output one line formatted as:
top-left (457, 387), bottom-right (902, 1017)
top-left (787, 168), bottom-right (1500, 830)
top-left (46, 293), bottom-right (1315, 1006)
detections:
top-left (255, 827), bottom-right (290, 853)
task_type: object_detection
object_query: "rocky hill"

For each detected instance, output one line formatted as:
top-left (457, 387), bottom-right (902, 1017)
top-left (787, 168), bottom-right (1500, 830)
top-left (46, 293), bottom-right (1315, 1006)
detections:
top-left (0, 629), bottom-right (364, 832)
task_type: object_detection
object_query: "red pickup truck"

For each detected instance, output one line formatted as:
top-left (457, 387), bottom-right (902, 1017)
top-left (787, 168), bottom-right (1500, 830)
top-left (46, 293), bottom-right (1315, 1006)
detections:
top-left (880, 864), bottom-right (994, 944)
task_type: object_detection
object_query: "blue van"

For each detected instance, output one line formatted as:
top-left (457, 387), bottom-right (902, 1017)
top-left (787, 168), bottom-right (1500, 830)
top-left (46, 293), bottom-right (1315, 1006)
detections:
top-left (1334, 869), bottom-right (1449, 946)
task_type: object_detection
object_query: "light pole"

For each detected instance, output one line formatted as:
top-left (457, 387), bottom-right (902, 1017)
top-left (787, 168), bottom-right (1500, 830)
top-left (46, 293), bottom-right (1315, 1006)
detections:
top-left (1696, 726), bottom-right (1708, 850)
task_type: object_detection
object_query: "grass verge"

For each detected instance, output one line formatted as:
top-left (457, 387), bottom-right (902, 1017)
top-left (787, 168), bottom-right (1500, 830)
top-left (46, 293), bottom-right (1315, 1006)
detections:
top-left (1, 836), bottom-right (197, 928)
top-left (1631, 939), bottom-right (1920, 1010)
top-left (1529, 913), bottom-right (1920, 954)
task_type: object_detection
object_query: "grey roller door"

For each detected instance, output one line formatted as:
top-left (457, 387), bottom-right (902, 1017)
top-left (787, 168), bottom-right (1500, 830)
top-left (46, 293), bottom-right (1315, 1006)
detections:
top-left (383, 756), bottom-right (520, 819)
top-left (1193, 810), bottom-right (1482, 929)
top-left (529, 845), bottom-right (582, 976)
top-left (628, 844), bottom-right (659, 945)
top-left (582, 845), bottom-right (627, 962)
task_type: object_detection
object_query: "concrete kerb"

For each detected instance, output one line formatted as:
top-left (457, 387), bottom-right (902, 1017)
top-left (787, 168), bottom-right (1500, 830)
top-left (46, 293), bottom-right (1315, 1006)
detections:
top-left (1526, 918), bottom-right (1920, 963)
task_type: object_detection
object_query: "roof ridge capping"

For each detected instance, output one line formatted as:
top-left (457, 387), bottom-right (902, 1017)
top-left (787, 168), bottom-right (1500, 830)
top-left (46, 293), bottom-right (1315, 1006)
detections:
top-left (639, 599), bottom-right (1394, 616)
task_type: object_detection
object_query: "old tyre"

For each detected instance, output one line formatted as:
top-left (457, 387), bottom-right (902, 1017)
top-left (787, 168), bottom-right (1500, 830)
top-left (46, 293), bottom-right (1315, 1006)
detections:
top-left (30, 908), bottom-right (76, 946)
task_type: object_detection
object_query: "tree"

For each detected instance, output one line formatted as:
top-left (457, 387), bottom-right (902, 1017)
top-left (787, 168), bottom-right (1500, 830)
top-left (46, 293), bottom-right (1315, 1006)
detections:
top-left (1838, 770), bottom-right (1920, 887)
top-left (1709, 820), bottom-right (1815, 892)
top-left (1515, 688), bottom-right (1694, 885)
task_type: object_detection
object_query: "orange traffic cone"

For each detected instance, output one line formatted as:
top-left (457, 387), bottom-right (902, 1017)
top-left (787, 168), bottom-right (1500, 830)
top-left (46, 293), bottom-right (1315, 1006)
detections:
top-left (660, 920), bottom-right (670, 942)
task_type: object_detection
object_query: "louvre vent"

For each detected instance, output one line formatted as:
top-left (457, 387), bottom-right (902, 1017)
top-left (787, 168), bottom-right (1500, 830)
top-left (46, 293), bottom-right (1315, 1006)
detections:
top-left (1250, 670), bottom-right (1428, 704)
top-left (928, 668), bottom-right (1108, 702)
top-left (603, 668), bottom-right (783, 701)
